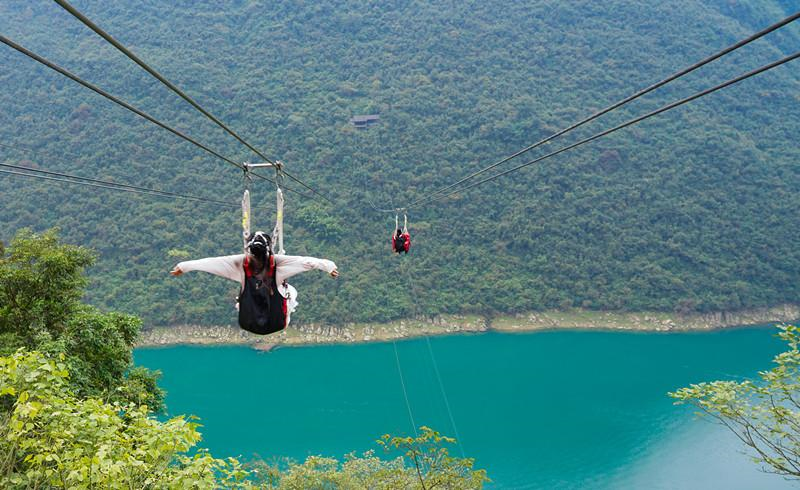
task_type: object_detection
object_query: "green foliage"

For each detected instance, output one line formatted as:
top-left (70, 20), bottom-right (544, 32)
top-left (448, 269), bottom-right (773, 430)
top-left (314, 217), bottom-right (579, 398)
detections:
top-left (377, 427), bottom-right (489, 489)
top-left (245, 427), bottom-right (487, 489)
top-left (0, 229), bottom-right (164, 410)
top-left (670, 325), bottom-right (800, 477)
top-left (0, 350), bottom-right (253, 489)
top-left (0, 1), bottom-right (798, 327)
top-left (294, 203), bottom-right (343, 243)
top-left (0, 228), bottom-right (94, 342)
top-left (168, 248), bottom-right (192, 260)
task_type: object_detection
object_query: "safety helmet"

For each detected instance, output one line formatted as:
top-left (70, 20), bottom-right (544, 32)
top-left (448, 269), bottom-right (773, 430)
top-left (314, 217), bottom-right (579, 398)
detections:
top-left (246, 231), bottom-right (272, 257)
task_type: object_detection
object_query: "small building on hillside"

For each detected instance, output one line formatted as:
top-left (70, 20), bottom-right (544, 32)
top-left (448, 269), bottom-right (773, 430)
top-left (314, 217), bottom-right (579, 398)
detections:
top-left (350, 114), bottom-right (380, 129)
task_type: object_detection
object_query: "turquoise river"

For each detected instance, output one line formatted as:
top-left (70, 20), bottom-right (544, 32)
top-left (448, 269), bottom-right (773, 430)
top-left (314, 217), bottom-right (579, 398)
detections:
top-left (136, 326), bottom-right (798, 489)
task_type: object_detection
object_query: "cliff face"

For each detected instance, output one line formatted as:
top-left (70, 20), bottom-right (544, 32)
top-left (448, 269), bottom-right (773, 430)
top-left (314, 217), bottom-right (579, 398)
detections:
top-left (137, 305), bottom-right (800, 349)
top-left (491, 305), bottom-right (800, 332)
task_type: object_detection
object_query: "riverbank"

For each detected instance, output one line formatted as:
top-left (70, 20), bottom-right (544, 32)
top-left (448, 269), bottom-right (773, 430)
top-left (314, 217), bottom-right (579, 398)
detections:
top-left (136, 304), bottom-right (799, 350)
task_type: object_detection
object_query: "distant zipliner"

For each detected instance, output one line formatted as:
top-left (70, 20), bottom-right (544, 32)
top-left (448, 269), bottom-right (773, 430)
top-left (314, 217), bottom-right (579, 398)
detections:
top-left (392, 212), bottom-right (411, 254)
top-left (170, 164), bottom-right (337, 335)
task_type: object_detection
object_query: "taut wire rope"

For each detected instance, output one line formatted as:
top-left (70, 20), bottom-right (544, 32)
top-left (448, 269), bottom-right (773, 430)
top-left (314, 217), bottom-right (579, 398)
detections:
top-left (399, 256), bottom-right (465, 457)
top-left (413, 50), bottom-right (800, 207)
top-left (0, 34), bottom-right (316, 198)
top-left (407, 11), bottom-right (800, 208)
top-left (393, 339), bottom-right (419, 437)
top-left (0, 167), bottom-right (236, 207)
top-left (54, 0), bottom-right (335, 205)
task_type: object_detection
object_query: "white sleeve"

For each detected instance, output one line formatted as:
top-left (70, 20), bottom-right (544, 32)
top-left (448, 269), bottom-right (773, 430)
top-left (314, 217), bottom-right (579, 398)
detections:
top-left (176, 254), bottom-right (245, 284)
top-left (274, 254), bottom-right (337, 284)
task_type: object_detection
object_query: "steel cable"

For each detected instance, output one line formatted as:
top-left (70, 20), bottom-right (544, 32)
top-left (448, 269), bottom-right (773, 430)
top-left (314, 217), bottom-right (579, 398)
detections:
top-left (0, 35), bottom-right (318, 198)
top-left (0, 166), bottom-right (237, 207)
top-left (55, 0), bottom-right (335, 205)
top-left (416, 51), bottom-right (800, 206)
top-left (408, 11), bottom-right (800, 208)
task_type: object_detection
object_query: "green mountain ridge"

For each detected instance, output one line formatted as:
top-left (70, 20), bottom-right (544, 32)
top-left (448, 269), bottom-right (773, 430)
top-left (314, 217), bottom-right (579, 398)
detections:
top-left (1, 0), bottom-right (798, 326)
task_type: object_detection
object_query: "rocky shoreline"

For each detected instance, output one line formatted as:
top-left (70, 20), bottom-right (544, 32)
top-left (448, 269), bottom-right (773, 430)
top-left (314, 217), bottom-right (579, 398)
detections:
top-left (136, 304), bottom-right (800, 351)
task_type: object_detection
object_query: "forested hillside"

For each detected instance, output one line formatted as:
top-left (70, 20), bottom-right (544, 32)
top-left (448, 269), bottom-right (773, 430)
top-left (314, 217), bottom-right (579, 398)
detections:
top-left (1, 0), bottom-right (798, 327)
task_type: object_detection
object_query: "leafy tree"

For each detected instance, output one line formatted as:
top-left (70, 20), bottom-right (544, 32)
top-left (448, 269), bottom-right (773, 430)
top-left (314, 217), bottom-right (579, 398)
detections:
top-left (0, 350), bottom-right (253, 489)
top-left (671, 325), bottom-right (800, 477)
top-left (0, 228), bottom-right (93, 344)
top-left (377, 427), bottom-right (489, 489)
top-left (251, 427), bottom-right (488, 489)
top-left (0, 229), bottom-right (163, 410)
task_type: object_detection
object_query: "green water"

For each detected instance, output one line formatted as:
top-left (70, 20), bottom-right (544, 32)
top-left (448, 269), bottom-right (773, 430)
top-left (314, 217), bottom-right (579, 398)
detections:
top-left (136, 327), bottom-right (797, 489)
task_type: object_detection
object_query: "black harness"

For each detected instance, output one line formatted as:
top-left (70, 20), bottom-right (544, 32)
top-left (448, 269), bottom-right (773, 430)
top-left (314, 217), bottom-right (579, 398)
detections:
top-left (237, 255), bottom-right (287, 335)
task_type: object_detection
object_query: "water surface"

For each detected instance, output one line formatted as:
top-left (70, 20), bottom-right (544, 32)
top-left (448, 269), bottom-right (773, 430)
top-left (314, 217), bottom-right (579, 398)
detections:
top-left (136, 327), bottom-right (797, 489)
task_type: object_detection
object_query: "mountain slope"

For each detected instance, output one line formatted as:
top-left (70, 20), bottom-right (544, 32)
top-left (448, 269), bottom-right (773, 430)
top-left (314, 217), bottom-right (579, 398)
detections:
top-left (1, 0), bottom-right (798, 326)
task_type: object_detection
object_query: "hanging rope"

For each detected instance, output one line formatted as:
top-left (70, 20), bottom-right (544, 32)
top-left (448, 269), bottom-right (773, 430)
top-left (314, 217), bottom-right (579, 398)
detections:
top-left (273, 165), bottom-right (286, 255)
top-left (425, 336), bottom-right (466, 458)
top-left (241, 168), bottom-right (252, 252)
top-left (392, 340), bottom-right (418, 437)
top-left (398, 258), bottom-right (465, 456)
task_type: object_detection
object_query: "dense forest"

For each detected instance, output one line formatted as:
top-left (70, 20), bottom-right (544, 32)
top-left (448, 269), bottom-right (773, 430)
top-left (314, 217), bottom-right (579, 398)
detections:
top-left (1, 0), bottom-right (798, 327)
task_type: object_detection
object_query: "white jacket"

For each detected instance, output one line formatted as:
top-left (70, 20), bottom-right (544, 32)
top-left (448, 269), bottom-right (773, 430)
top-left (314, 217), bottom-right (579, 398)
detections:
top-left (175, 254), bottom-right (336, 325)
top-left (176, 253), bottom-right (336, 289)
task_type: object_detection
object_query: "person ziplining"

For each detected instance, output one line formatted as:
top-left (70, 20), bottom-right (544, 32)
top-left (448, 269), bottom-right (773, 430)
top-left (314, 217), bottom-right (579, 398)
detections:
top-left (169, 231), bottom-right (337, 334)
top-left (392, 212), bottom-right (411, 254)
top-left (170, 164), bottom-right (337, 335)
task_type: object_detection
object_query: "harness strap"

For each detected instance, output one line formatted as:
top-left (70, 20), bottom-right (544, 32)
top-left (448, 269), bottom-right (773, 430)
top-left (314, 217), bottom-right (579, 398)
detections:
top-left (241, 189), bottom-right (251, 253)
top-left (243, 254), bottom-right (276, 279)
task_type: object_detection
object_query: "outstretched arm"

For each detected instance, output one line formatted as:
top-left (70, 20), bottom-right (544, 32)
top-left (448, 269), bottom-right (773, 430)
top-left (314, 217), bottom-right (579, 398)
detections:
top-left (169, 254), bottom-right (245, 284)
top-left (275, 255), bottom-right (338, 284)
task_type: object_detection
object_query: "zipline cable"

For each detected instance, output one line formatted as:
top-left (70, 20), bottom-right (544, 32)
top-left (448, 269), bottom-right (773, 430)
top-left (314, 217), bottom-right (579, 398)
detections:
top-left (0, 168), bottom-right (237, 208)
top-left (0, 35), bottom-right (311, 197)
top-left (407, 11), bottom-right (800, 208)
top-left (0, 35), bottom-right (242, 171)
top-left (398, 257), bottom-right (465, 456)
top-left (0, 138), bottom-right (316, 205)
top-left (392, 340), bottom-right (419, 437)
top-left (53, 0), bottom-right (277, 165)
top-left (414, 50), bottom-right (800, 206)
top-left (0, 162), bottom-right (236, 207)
top-left (54, 0), bottom-right (335, 205)
top-left (425, 336), bottom-right (466, 458)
